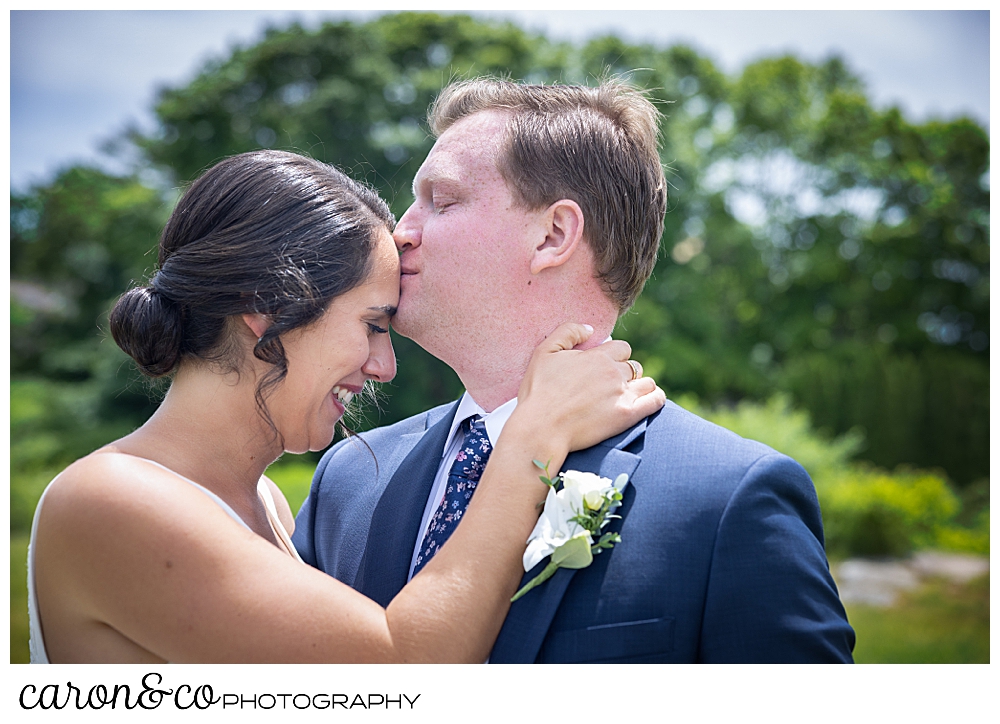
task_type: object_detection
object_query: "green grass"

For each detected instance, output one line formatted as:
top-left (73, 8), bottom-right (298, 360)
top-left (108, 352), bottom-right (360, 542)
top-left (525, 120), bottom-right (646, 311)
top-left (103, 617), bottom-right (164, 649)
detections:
top-left (11, 534), bottom-right (29, 664)
top-left (845, 574), bottom-right (990, 663)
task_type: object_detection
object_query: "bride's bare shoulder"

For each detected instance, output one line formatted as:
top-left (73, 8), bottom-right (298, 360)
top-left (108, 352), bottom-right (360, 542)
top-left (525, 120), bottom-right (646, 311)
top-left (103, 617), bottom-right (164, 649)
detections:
top-left (49, 448), bottom-right (159, 496)
top-left (41, 449), bottom-right (221, 530)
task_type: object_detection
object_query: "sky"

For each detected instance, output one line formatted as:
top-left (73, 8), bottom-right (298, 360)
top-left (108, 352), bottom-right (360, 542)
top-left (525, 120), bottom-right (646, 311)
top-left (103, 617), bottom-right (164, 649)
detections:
top-left (9, 9), bottom-right (990, 192)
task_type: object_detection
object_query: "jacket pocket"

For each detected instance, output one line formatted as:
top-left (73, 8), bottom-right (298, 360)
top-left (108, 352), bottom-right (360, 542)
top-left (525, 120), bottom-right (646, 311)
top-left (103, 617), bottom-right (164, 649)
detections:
top-left (541, 616), bottom-right (675, 663)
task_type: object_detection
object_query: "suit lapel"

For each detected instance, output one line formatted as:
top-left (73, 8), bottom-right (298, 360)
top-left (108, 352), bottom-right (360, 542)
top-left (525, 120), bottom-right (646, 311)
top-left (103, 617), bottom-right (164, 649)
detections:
top-left (489, 433), bottom-right (644, 663)
top-left (354, 403), bottom-right (459, 607)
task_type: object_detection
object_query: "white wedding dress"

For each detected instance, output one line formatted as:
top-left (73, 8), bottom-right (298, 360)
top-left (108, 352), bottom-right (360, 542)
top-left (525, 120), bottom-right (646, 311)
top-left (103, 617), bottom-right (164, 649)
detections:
top-left (27, 456), bottom-right (301, 663)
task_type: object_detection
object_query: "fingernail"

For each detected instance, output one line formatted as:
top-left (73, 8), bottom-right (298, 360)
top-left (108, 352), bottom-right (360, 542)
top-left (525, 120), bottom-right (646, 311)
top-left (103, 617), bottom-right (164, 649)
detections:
top-left (583, 324), bottom-right (594, 333)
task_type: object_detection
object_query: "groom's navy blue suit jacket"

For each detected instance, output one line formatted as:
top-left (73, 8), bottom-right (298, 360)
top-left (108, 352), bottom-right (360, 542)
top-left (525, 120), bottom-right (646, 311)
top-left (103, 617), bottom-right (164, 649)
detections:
top-left (293, 399), bottom-right (855, 663)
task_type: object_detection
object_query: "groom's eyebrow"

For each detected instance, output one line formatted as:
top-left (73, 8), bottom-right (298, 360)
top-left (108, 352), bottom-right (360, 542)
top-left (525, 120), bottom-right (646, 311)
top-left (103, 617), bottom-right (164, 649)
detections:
top-left (413, 167), bottom-right (459, 196)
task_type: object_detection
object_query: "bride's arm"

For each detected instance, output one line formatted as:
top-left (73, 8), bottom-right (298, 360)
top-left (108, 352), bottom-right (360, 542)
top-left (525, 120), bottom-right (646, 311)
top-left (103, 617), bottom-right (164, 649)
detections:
top-left (35, 324), bottom-right (663, 663)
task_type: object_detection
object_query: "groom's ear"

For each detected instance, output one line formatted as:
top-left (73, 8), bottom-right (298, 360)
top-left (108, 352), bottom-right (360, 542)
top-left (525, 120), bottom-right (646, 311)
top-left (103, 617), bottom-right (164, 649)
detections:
top-left (529, 199), bottom-right (585, 275)
top-left (241, 313), bottom-right (270, 340)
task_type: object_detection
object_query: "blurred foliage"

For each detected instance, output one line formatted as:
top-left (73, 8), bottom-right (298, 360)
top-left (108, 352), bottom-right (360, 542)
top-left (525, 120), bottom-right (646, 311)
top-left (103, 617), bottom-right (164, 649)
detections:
top-left (680, 395), bottom-right (988, 558)
top-left (820, 467), bottom-right (969, 559)
top-left (10, 12), bottom-right (989, 531)
top-left (616, 51), bottom-right (989, 485)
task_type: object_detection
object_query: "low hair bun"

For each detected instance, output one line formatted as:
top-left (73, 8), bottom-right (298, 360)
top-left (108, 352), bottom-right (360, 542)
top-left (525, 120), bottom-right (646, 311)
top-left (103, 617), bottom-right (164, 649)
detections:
top-left (109, 285), bottom-right (184, 377)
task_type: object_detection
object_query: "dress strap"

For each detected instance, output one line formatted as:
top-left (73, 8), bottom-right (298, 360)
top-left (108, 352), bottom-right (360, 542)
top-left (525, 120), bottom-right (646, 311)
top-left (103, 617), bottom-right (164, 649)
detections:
top-left (27, 484), bottom-right (53, 663)
top-left (257, 480), bottom-right (304, 562)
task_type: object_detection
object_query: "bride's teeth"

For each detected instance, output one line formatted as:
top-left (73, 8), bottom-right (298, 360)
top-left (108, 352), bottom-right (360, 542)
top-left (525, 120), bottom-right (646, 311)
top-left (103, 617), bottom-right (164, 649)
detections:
top-left (332, 386), bottom-right (354, 405)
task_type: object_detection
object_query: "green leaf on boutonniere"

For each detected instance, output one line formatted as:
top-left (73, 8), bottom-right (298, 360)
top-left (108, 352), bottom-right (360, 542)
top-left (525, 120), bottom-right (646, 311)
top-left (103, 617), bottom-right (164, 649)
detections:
top-left (511, 533), bottom-right (593, 602)
top-left (533, 459), bottom-right (558, 488)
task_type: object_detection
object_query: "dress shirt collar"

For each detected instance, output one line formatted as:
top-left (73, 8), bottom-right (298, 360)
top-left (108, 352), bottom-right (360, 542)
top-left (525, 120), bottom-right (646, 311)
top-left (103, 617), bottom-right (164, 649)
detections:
top-left (443, 392), bottom-right (518, 458)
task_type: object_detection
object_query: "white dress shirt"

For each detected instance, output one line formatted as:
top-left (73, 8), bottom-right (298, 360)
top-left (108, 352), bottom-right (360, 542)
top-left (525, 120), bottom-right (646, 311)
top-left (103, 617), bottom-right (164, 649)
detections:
top-left (407, 392), bottom-right (518, 581)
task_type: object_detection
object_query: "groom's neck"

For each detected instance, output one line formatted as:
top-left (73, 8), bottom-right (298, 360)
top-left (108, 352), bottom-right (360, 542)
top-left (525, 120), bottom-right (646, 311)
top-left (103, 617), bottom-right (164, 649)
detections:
top-left (457, 365), bottom-right (524, 414)
top-left (450, 320), bottom-right (617, 413)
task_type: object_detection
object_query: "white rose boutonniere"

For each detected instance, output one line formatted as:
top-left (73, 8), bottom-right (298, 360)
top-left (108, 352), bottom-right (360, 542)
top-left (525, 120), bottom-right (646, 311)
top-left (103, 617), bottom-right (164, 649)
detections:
top-left (510, 462), bottom-right (628, 602)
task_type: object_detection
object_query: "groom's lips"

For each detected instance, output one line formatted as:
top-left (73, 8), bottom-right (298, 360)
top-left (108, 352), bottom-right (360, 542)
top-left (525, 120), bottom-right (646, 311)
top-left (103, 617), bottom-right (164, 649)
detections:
top-left (399, 265), bottom-right (418, 288)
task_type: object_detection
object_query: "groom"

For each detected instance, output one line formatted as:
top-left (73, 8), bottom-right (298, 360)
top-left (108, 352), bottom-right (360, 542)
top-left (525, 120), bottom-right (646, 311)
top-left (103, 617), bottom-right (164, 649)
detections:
top-left (293, 78), bottom-right (855, 662)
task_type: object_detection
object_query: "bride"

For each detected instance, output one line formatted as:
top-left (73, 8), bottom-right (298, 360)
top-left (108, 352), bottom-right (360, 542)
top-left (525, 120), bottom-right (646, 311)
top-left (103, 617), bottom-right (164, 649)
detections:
top-left (27, 150), bottom-right (665, 663)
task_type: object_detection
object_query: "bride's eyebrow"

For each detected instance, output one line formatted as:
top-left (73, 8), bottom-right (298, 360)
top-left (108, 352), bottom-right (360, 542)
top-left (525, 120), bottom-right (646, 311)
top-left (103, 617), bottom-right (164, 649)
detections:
top-left (367, 305), bottom-right (398, 316)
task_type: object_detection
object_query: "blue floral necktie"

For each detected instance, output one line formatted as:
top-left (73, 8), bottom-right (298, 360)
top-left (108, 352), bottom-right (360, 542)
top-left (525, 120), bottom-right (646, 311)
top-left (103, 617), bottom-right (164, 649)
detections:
top-left (412, 416), bottom-right (492, 576)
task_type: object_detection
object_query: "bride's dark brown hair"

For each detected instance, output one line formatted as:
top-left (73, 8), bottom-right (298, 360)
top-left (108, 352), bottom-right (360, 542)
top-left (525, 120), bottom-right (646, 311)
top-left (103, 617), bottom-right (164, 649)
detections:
top-left (110, 150), bottom-right (394, 435)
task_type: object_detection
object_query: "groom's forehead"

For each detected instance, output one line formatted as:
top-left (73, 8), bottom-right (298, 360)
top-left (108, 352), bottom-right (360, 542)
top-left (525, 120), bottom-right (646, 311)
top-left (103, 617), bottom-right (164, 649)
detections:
top-left (412, 154), bottom-right (463, 191)
top-left (422, 112), bottom-right (505, 169)
top-left (414, 135), bottom-right (504, 193)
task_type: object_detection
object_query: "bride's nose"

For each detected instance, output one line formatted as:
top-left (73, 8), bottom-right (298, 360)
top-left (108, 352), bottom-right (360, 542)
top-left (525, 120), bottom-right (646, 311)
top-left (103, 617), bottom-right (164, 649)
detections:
top-left (363, 332), bottom-right (397, 383)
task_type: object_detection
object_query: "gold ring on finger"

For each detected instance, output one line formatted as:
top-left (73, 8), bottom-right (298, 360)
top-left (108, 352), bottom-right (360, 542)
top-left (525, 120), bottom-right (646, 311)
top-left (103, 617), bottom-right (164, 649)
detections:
top-left (627, 359), bottom-right (642, 381)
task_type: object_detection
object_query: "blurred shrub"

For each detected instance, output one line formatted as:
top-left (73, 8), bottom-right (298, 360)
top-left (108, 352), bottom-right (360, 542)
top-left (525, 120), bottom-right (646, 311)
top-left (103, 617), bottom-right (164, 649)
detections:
top-left (820, 467), bottom-right (959, 558)
top-left (679, 394), bottom-right (988, 558)
top-left (934, 507), bottom-right (989, 555)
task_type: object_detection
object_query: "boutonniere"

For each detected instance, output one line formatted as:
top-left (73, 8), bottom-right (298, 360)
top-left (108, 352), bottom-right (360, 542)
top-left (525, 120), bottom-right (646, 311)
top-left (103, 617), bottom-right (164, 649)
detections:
top-left (511, 462), bottom-right (627, 602)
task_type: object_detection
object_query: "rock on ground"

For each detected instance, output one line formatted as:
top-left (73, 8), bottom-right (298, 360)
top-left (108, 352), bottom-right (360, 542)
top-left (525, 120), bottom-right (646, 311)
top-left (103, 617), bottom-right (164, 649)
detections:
top-left (832, 552), bottom-right (989, 607)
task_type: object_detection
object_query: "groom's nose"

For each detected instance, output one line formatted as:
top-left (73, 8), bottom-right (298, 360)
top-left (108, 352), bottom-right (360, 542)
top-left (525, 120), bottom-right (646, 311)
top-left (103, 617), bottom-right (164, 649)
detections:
top-left (393, 204), bottom-right (421, 253)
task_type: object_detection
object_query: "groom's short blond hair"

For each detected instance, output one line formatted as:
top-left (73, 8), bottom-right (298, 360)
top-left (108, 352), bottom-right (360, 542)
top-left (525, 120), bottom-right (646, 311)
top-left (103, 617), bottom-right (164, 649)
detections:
top-left (429, 77), bottom-right (666, 313)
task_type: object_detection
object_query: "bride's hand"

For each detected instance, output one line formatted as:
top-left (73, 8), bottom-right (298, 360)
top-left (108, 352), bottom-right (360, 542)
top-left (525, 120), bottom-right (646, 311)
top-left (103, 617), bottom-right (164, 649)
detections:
top-left (511, 323), bottom-right (666, 454)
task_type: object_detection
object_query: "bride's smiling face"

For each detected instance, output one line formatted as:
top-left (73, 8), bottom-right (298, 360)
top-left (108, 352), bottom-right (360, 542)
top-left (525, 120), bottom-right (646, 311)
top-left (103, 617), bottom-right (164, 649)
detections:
top-left (265, 228), bottom-right (400, 453)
